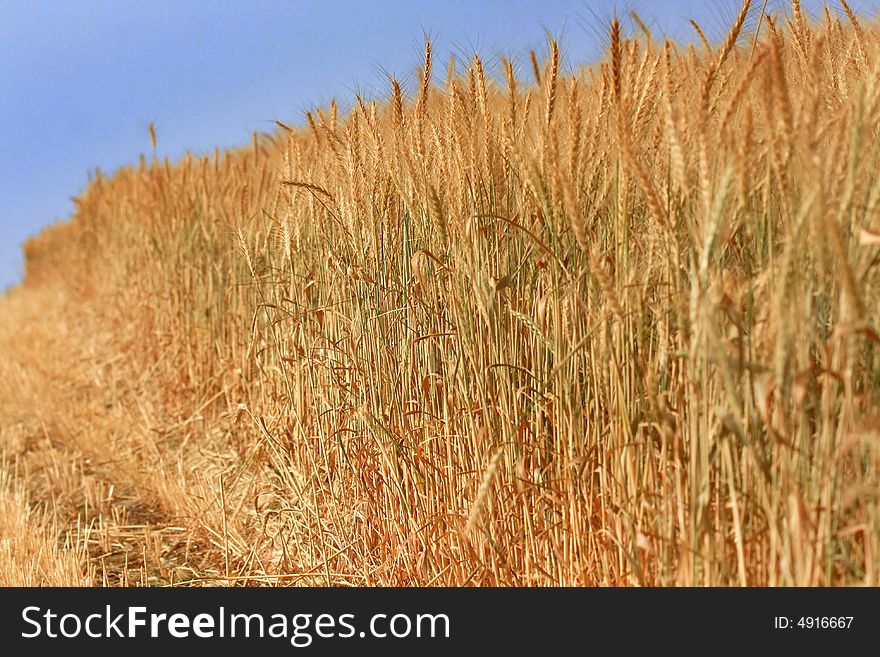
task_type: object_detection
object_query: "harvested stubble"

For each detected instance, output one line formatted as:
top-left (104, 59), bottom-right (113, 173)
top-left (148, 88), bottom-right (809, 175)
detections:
top-left (3, 0), bottom-right (880, 585)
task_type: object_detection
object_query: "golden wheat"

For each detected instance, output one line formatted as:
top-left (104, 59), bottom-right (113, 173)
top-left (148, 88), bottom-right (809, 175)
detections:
top-left (3, 1), bottom-right (880, 586)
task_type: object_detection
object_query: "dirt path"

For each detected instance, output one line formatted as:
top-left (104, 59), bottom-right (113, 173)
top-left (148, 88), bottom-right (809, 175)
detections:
top-left (0, 285), bottom-right (220, 586)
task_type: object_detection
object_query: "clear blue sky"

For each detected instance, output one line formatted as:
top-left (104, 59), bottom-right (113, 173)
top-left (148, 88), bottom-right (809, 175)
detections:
top-left (2, 0), bottom-right (877, 291)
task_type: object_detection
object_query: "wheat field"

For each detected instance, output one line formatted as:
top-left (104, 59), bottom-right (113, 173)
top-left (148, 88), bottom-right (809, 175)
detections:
top-left (2, 1), bottom-right (880, 586)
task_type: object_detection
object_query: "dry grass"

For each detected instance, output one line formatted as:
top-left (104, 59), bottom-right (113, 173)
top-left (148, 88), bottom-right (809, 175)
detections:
top-left (0, 468), bottom-right (90, 586)
top-left (3, 1), bottom-right (880, 585)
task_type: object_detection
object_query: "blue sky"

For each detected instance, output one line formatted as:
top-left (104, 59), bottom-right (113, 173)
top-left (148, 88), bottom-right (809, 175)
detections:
top-left (2, 0), bottom-right (878, 291)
